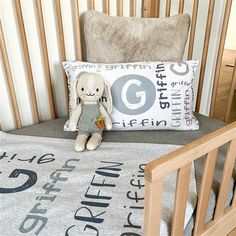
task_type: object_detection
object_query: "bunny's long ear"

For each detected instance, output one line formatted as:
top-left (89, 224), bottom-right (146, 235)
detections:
top-left (71, 78), bottom-right (79, 111)
top-left (103, 80), bottom-right (113, 114)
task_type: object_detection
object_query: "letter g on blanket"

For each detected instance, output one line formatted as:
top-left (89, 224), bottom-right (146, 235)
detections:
top-left (68, 73), bottom-right (113, 152)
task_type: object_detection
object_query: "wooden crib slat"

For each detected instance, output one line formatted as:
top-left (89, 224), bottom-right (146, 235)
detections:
top-left (195, 0), bottom-right (215, 112)
top-left (0, 20), bottom-right (22, 129)
top-left (144, 178), bottom-right (163, 236)
top-left (117, 0), bottom-right (123, 16)
top-left (165, 0), bottom-right (171, 17)
top-left (143, 0), bottom-right (160, 18)
top-left (35, 0), bottom-right (56, 119)
top-left (71, 0), bottom-right (82, 61)
top-left (54, 0), bottom-right (69, 112)
top-left (130, 0), bottom-right (136, 17)
top-left (187, 0), bottom-right (199, 60)
top-left (156, 0), bottom-right (160, 18)
top-left (142, 0), bottom-right (148, 17)
top-left (87, 0), bottom-right (95, 10)
top-left (171, 163), bottom-right (191, 235)
top-left (209, 0), bottom-right (233, 117)
top-left (14, 0), bottom-right (40, 125)
top-left (103, 0), bottom-right (109, 14)
top-left (178, 0), bottom-right (185, 14)
top-left (225, 59), bottom-right (236, 122)
top-left (232, 189), bottom-right (236, 207)
top-left (214, 139), bottom-right (236, 220)
top-left (193, 148), bottom-right (218, 236)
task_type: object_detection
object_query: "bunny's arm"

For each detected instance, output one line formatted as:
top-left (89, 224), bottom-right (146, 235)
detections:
top-left (99, 104), bottom-right (112, 130)
top-left (68, 104), bottom-right (82, 130)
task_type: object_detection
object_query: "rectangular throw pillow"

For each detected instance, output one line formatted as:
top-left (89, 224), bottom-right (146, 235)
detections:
top-left (63, 61), bottom-right (199, 131)
top-left (84, 10), bottom-right (190, 63)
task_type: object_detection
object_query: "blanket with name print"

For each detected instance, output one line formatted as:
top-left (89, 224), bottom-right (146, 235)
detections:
top-left (0, 132), bottom-right (197, 235)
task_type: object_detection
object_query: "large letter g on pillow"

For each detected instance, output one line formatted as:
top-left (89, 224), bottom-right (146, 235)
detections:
top-left (111, 75), bottom-right (156, 115)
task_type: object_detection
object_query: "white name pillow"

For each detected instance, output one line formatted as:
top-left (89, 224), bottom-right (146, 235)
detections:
top-left (63, 61), bottom-right (199, 131)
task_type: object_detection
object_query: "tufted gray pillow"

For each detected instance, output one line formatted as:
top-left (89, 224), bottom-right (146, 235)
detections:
top-left (84, 10), bottom-right (190, 63)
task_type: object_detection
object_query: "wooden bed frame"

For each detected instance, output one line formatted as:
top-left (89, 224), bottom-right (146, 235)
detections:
top-left (0, 0), bottom-right (235, 235)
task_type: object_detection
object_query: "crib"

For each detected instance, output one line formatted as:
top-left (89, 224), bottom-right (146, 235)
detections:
top-left (0, 0), bottom-right (236, 235)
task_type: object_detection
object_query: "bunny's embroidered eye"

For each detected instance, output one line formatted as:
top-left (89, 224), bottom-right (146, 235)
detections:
top-left (81, 87), bottom-right (84, 91)
top-left (96, 88), bottom-right (99, 92)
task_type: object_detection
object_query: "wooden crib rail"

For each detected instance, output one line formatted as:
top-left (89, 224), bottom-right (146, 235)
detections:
top-left (144, 121), bottom-right (236, 236)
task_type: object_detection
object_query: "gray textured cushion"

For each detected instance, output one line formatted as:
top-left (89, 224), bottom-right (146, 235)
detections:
top-left (84, 10), bottom-right (190, 63)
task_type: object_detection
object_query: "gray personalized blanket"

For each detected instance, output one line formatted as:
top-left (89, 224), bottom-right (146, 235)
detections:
top-left (0, 132), bottom-right (197, 235)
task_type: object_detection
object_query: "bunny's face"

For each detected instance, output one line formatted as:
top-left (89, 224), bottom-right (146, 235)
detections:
top-left (77, 73), bottom-right (105, 102)
top-left (71, 72), bottom-right (112, 114)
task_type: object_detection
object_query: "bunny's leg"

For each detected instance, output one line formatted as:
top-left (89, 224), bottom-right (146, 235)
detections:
top-left (75, 133), bottom-right (89, 152)
top-left (86, 133), bottom-right (102, 151)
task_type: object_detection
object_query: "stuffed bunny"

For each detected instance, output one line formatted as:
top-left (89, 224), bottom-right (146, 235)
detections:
top-left (68, 73), bottom-right (113, 152)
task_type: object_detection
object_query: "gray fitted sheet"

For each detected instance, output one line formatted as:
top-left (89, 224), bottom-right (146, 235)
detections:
top-left (10, 113), bottom-right (225, 144)
top-left (9, 113), bottom-right (235, 235)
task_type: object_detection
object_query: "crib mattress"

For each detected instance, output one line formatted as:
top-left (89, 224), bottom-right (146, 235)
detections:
top-left (9, 113), bottom-right (235, 235)
top-left (10, 113), bottom-right (225, 145)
